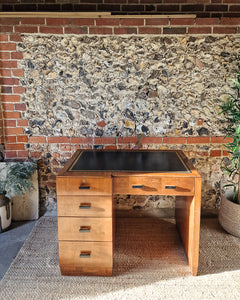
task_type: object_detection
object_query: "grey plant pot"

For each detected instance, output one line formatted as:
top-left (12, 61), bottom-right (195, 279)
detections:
top-left (219, 190), bottom-right (240, 238)
top-left (0, 193), bottom-right (11, 233)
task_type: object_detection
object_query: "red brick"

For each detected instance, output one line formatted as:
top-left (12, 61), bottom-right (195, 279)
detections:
top-left (5, 151), bottom-right (17, 159)
top-left (0, 18), bottom-right (19, 25)
top-left (5, 136), bottom-right (16, 143)
top-left (1, 86), bottom-right (12, 93)
top-left (120, 19), bottom-right (144, 26)
top-left (9, 34), bottom-right (22, 42)
top-left (46, 18), bottom-right (70, 26)
top-left (170, 18), bottom-right (195, 25)
top-left (97, 120), bottom-right (106, 127)
top-left (17, 135), bottom-right (28, 143)
top-left (210, 150), bottom-right (222, 157)
top-left (4, 119), bottom-right (16, 127)
top-left (211, 136), bottom-right (233, 143)
top-left (213, 27), bottom-right (237, 33)
top-left (71, 18), bottom-right (94, 26)
top-left (141, 137), bottom-right (163, 144)
top-left (195, 18), bottom-right (220, 25)
top-left (21, 17), bottom-right (45, 25)
top-left (60, 144), bottom-right (71, 151)
top-left (17, 119), bottom-right (28, 126)
top-left (0, 52), bottom-right (10, 59)
top-left (5, 128), bottom-right (24, 135)
top-left (163, 137), bottom-right (186, 144)
top-left (13, 86), bottom-right (25, 94)
top-left (15, 103), bottom-right (26, 111)
top-left (117, 137), bottom-right (138, 144)
top-left (229, 5), bottom-right (240, 11)
top-left (71, 137), bottom-right (93, 144)
top-left (139, 27), bottom-right (162, 34)
top-left (48, 136), bottom-right (70, 143)
top-left (114, 27), bottom-right (137, 34)
top-left (222, 150), bottom-right (230, 156)
top-left (104, 145), bottom-right (117, 150)
top-left (0, 69), bottom-right (11, 76)
top-left (1, 95), bottom-right (20, 102)
top-left (145, 18), bottom-right (169, 25)
top-left (96, 18), bottom-right (119, 26)
top-left (17, 150), bottom-right (29, 158)
top-left (221, 17), bottom-right (240, 25)
top-left (0, 43), bottom-right (16, 51)
top-left (0, 60), bottom-right (17, 68)
top-left (188, 27), bottom-right (212, 34)
top-left (29, 136), bottom-right (46, 143)
top-left (40, 27), bottom-right (63, 34)
top-left (4, 111), bottom-right (21, 119)
top-left (89, 27), bottom-right (113, 34)
top-left (12, 69), bottom-right (24, 77)
top-left (11, 52), bottom-right (23, 59)
top-left (5, 143), bottom-right (25, 151)
top-left (0, 26), bottom-right (14, 33)
top-left (0, 34), bottom-right (8, 41)
top-left (94, 137), bottom-right (116, 144)
top-left (3, 103), bottom-right (14, 110)
top-left (64, 27), bottom-right (88, 34)
top-left (187, 137), bottom-right (210, 144)
top-left (163, 27), bottom-right (187, 34)
top-left (15, 26), bottom-right (38, 33)
top-left (0, 78), bottom-right (19, 85)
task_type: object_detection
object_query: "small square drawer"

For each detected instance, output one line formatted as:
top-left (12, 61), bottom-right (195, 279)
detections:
top-left (59, 241), bottom-right (113, 276)
top-left (58, 217), bottom-right (112, 241)
top-left (57, 196), bottom-right (112, 217)
top-left (161, 177), bottom-right (195, 195)
top-left (57, 177), bottom-right (112, 196)
top-left (113, 177), bottom-right (162, 195)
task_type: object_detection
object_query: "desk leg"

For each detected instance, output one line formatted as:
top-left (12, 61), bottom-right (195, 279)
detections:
top-left (175, 177), bottom-right (201, 276)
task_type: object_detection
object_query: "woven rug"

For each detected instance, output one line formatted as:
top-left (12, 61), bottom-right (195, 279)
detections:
top-left (1, 216), bottom-right (240, 300)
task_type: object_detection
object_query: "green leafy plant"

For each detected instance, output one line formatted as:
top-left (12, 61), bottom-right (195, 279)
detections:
top-left (219, 55), bottom-right (240, 204)
top-left (0, 162), bottom-right (37, 197)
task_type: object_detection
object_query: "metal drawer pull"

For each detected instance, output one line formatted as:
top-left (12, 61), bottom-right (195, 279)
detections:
top-left (132, 185), bottom-right (143, 189)
top-left (80, 251), bottom-right (91, 258)
top-left (79, 203), bottom-right (91, 209)
top-left (79, 186), bottom-right (90, 190)
top-left (79, 226), bottom-right (91, 232)
top-left (165, 185), bottom-right (177, 190)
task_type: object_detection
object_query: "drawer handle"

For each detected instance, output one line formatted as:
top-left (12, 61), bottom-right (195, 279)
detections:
top-left (132, 185), bottom-right (143, 189)
top-left (79, 203), bottom-right (91, 209)
top-left (165, 185), bottom-right (177, 190)
top-left (79, 226), bottom-right (91, 232)
top-left (79, 186), bottom-right (90, 190)
top-left (80, 251), bottom-right (91, 258)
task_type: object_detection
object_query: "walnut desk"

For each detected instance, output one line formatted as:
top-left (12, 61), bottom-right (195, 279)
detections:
top-left (57, 150), bottom-right (201, 276)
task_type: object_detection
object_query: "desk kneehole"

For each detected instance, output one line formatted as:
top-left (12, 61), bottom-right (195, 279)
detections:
top-left (113, 177), bottom-right (195, 196)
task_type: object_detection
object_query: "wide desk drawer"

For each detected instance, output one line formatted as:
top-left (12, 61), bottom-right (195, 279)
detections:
top-left (113, 176), bottom-right (195, 195)
top-left (57, 177), bottom-right (112, 196)
top-left (59, 241), bottom-right (113, 276)
top-left (58, 217), bottom-right (112, 241)
top-left (57, 196), bottom-right (112, 217)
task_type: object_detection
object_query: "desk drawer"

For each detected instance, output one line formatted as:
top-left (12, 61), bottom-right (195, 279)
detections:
top-left (162, 177), bottom-right (194, 195)
top-left (59, 241), bottom-right (113, 276)
top-left (57, 196), bottom-right (112, 217)
top-left (113, 177), bottom-right (162, 195)
top-left (58, 217), bottom-right (112, 241)
top-left (57, 177), bottom-right (112, 196)
top-left (113, 176), bottom-right (195, 196)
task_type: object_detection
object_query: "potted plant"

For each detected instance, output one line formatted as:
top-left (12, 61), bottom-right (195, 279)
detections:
top-left (218, 55), bottom-right (240, 237)
top-left (0, 162), bottom-right (36, 232)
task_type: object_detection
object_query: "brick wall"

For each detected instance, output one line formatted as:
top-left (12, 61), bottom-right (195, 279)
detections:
top-left (1, 1), bottom-right (240, 17)
top-left (0, 14), bottom-right (239, 212)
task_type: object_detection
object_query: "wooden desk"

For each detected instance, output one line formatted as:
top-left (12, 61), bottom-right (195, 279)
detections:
top-left (56, 150), bottom-right (201, 276)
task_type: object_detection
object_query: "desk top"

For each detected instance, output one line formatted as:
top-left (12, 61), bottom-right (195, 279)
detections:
top-left (67, 150), bottom-right (191, 173)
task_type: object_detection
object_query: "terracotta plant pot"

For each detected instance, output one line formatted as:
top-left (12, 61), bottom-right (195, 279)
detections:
top-left (0, 193), bottom-right (11, 232)
top-left (219, 190), bottom-right (240, 238)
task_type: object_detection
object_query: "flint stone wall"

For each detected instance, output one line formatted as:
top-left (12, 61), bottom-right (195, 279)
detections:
top-left (17, 34), bottom-right (240, 212)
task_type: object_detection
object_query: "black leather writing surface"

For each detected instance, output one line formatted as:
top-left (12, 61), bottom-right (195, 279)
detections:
top-left (68, 151), bottom-right (190, 173)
